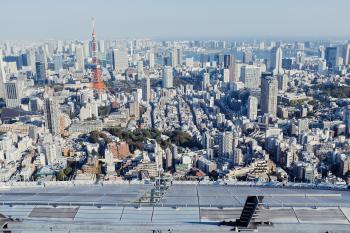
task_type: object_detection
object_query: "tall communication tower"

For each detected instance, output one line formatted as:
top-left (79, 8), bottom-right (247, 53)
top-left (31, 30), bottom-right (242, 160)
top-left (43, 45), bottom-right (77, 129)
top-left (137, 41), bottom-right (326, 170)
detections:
top-left (90, 17), bottom-right (105, 91)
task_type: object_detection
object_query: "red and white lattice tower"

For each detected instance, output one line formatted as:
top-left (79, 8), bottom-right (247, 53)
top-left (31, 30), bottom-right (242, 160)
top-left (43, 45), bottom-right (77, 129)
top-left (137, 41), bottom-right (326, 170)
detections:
top-left (90, 17), bottom-right (105, 91)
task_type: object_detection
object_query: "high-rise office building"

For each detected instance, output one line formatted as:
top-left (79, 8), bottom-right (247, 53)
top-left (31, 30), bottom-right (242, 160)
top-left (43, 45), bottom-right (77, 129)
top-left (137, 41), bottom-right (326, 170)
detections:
top-left (243, 49), bottom-right (253, 64)
top-left (38, 46), bottom-right (48, 68)
top-left (142, 76), bottom-right (151, 102)
top-left (4, 81), bottom-right (23, 108)
top-left (219, 131), bottom-right (233, 158)
top-left (75, 45), bottom-right (85, 71)
top-left (325, 47), bottom-right (338, 72)
top-left (171, 47), bottom-right (182, 67)
top-left (137, 60), bottom-right (144, 79)
top-left (162, 66), bottom-right (173, 88)
top-left (240, 65), bottom-right (260, 89)
top-left (247, 96), bottom-right (258, 121)
top-left (342, 43), bottom-right (350, 66)
top-left (147, 51), bottom-right (155, 68)
top-left (282, 58), bottom-right (293, 70)
top-left (202, 73), bottom-right (210, 90)
top-left (318, 46), bottom-right (325, 59)
top-left (112, 47), bottom-right (129, 72)
top-left (277, 74), bottom-right (288, 92)
top-left (344, 106), bottom-right (350, 135)
top-left (129, 101), bottom-right (140, 120)
top-left (44, 98), bottom-right (61, 135)
top-left (53, 54), bottom-right (63, 71)
top-left (35, 61), bottom-right (46, 85)
top-left (0, 54), bottom-right (6, 98)
top-left (261, 76), bottom-right (278, 117)
top-left (25, 49), bottom-right (36, 71)
top-left (223, 54), bottom-right (237, 89)
top-left (270, 46), bottom-right (284, 75)
top-left (223, 68), bottom-right (230, 83)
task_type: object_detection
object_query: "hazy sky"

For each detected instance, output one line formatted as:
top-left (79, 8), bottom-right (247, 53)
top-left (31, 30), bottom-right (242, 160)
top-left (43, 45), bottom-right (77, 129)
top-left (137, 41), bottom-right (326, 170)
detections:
top-left (1, 0), bottom-right (350, 40)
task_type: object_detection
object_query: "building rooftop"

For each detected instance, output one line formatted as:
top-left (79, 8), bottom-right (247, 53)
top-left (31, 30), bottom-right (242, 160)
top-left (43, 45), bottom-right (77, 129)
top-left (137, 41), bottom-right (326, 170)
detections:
top-left (0, 184), bottom-right (349, 232)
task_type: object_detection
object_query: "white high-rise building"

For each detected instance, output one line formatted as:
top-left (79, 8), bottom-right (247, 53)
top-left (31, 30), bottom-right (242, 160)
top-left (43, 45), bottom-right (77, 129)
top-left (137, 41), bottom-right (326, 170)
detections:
top-left (162, 66), bottom-right (173, 88)
top-left (270, 46), bottom-right (284, 75)
top-left (202, 73), bottom-right (210, 90)
top-left (26, 49), bottom-right (36, 71)
top-left (75, 45), bottom-right (85, 71)
top-left (219, 131), bottom-right (233, 159)
top-left (129, 101), bottom-right (140, 120)
top-left (317, 60), bottom-right (327, 75)
top-left (223, 68), bottom-right (230, 83)
top-left (261, 76), bottom-right (278, 117)
top-left (112, 47), bottom-right (129, 72)
top-left (98, 40), bottom-right (105, 53)
top-left (147, 51), bottom-right (155, 68)
top-left (240, 65), bottom-right (261, 89)
top-left (247, 96), bottom-right (258, 121)
top-left (0, 54), bottom-right (6, 98)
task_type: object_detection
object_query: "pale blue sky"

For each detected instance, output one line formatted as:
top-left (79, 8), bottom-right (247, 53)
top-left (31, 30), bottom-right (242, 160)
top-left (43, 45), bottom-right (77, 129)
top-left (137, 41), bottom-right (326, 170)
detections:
top-left (1, 0), bottom-right (349, 40)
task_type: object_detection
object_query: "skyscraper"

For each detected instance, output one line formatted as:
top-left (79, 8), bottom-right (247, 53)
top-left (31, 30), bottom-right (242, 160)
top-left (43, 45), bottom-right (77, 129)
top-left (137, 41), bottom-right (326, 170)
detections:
top-left (35, 61), bottom-right (46, 85)
top-left (261, 76), bottom-right (278, 117)
top-left (219, 131), bottom-right (233, 159)
top-left (277, 74), bottom-right (288, 92)
top-left (44, 98), bottom-right (60, 135)
top-left (147, 51), bottom-right (155, 68)
top-left (4, 81), bottom-right (23, 108)
top-left (325, 47), bottom-right (338, 72)
top-left (0, 54), bottom-right (6, 98)
top-left (270, 46), bottom-right (284, 75)
top-left (342, 43), bottom-right (350, 66)
top-left (247, 96), bottom-right (258, 121)
top-left (243, 49), bottom-right (253, 64)
top-left (53, 54), bottom-right (63, 71)
top-left (112, 48), bottom-right (129, 72)
top-left (240, 65), bottom-right (261, 89)
top-left (223, 68), bottom-right (230, 83)
top-left (25, 49), bottom-right (36, 71)
top-left (344, 106), bottom-right (350, 135)
top-left (129, 101), bottom-right (140, 120)
top-left (202, 73), bottom-right (210, 90)
top-left (162, 66), bottom-right (173, 88)
top-left (171, 47), bottom-right (182, 68)
top-left (75, 45), bottom-right (85, 71)
top-left (224, 54), bottom-right (237, 89)
top-left (142, 76), bottom-right (151, 102)
top-left (137, 60), bottom-right (144, 79)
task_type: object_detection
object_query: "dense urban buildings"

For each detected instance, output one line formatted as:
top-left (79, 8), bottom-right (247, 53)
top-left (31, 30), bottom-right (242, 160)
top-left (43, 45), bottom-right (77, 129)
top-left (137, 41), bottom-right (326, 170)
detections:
top-left (1, 1), bottom-right (350, 232)
top-left (1, 35), bottom-right (350, 187)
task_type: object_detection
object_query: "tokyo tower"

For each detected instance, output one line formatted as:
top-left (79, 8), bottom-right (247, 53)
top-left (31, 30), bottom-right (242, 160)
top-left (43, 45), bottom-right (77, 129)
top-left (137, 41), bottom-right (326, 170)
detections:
top-left (90, 17), bottom-right (105, 91)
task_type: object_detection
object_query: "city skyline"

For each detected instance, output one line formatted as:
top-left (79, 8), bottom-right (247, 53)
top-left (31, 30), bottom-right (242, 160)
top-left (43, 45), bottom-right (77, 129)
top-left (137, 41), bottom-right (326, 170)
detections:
top-left (1, 1), bottom-right (350, 232)
top-left (1, 0), bottom-right (350, 40)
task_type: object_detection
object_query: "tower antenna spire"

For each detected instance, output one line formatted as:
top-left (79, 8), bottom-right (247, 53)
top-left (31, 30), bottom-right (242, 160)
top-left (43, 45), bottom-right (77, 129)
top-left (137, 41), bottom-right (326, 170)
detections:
top-left (91, 17), bottom-right (96, 37)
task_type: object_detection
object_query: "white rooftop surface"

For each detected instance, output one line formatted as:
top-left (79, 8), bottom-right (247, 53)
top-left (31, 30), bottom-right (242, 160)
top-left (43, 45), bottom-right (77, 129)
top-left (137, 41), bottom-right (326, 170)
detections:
top-left (0, 184), bottom-right (349, 232)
